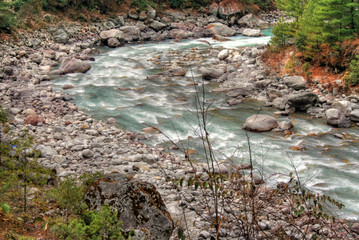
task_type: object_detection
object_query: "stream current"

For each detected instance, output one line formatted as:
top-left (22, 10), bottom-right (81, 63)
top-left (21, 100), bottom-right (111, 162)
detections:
top-left (54, 30), bottom-right (359, 220)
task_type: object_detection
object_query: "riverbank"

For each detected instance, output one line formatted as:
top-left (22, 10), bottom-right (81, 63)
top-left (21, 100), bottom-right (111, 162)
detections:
top-left (1, 8), bottom-right (359, 239)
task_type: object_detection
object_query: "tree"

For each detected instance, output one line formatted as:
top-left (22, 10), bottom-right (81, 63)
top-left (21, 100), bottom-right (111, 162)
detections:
top-left (275, 0), bottom-right (308, 20)
top-left (0, 0), bottom-right (15, 32)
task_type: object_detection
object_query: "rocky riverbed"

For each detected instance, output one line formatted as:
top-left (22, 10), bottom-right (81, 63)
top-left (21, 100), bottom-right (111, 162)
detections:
top-left (1, 6), bottom-right (359, 239)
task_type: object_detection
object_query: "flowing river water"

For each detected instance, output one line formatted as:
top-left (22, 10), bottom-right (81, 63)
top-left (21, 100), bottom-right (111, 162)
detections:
top-left (53, 30), bottom-right (359, 220)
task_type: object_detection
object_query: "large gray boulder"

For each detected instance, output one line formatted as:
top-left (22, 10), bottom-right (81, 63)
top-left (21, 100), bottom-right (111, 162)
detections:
top-left (36, 145), bottom-right (58, 158)
top-left (84, 173), bottom-right (174, 239)
top-left (149, 20), bottom-right (167, 31)
top-left (59, 58), bottom-right (91, 74)
top-left (350, 109), bottom-right (359, 122)
top-left (287, 92), bottom-right (318, 111)
top-left (283, 76), bottom-right (307, 90)
top-left (243, 114), bottom-right (279, 132)
top-left (120, 26), bottom-right (140, 42)
top-left (52, 28), bottom-right (69, 44)
top-left (242, 28), bottom-right (261, 37)
top-left (200, 67), bottom-right (225, 80)
top-left (207, 23), bottom-right (236, 37)
top-left (325, 108), bottom-right (351, 128)
top-left (99, 29), bottom-right (124, 41)
top-left (332, 100), bottom-right (359, 116)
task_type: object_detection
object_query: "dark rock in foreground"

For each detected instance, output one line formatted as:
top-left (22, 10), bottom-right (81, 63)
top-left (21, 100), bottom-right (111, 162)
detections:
top-left (84, 173), bottom-right (174, 240)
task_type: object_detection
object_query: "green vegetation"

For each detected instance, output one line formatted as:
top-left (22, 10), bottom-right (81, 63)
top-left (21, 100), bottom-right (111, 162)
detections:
top-left (52, 204), bottom-right (124, 239)
top-left (271, 0), bottom-right (359, 84)
top-left (346, 55), bottom-right (359, 85)
top-left (0, 108), bottom-right (125, 239)
top-left (0, 0), bottom-right (17, 32)
top-left (273, 0), bottom-right (359, 50)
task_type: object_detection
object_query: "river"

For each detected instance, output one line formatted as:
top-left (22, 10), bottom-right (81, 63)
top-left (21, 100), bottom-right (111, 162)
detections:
top-left (53, 30), bottom-right (359, 220)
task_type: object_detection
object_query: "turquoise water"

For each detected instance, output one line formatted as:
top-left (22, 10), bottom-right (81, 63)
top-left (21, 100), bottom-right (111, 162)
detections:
top-left (53, 33), bottom-right (359, 220)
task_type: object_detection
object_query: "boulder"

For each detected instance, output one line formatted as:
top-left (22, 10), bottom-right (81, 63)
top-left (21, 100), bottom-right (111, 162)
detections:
top-left (149, 20), bottom-right (167, 31)
top-left (107, 38), bottom-right (122, 48)
top-left (254, 79), bottom-right (271, 89)
top-left (218, 49), bottom-right (230, 60)
top-left (120, 26), bottom-right (140, 42)
top-left (116, 16), bottom-right (125, 26)
top-left (30, 53), bottom-right (43, 64)
top-left (227, 83), bottom-right (254, 97)
top-left (84, 173), bottom-right (174, 239)
top-left (52, 28), bottom-right (69, 44)
top-left (266, 88), bottom-right (283, 101)
top-left (23, 108), bottom-right (36, 116)
top-left (36, 145), bottom-right (58, 158)
top-left (287, 92), bottom-right (318, 111)
top-left (332, 100), bottom-right (359, 116)
top-left (207, 23), bottom-right (236, 37)
top-left (242, 28), bottom-right (261, 37)
top-left (59, 58), bottom-right (91, 74)
top-left (199, 67), bottom-right (224, 80)
top-left (350, 109), bottom-right (359, 122)
top-left (147, 6), bottom-right (156, 19)
top-left (237, 14), bottom-right (269, 29)
top-left (169, 29), bottom-right (193, 39)
top-left (325, 108), bottom-right (351, 128)
top-left (283, 76), bottom-right (307, 90)
top-left (24, 114), bottom-right (45, 126)
top-left (243, 114), bottom-right (279, 132)
top-left (82, 149), bottom-right (95, 158)
top-left (99, 29), bottom-right (124, 41)
top-left (218, 1), bottom-right (242, 19)
top-left (279, 121), bottom-right (294, 130)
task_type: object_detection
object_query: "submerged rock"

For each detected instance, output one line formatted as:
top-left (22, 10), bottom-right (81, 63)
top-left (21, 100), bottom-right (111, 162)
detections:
top-left (84, 173), bottom-right (174, 239)
top-left (243, 114), bottom-right (279, 132)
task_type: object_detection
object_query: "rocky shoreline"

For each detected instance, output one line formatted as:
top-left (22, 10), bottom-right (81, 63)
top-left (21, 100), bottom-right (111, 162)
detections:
top-left (1, 6), bottom-right (359, 239)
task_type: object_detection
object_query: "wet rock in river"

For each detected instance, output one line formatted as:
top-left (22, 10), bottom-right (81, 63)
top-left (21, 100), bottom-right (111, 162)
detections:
top-left (200, 67), bottom-right (224, 80)
top-left (243, 114), bottom-right (279, 132)
top-left (58, 57), bottom-right (91, 74)
top-left (287, 91), bottom-right (318, 111)
top-left (242, 28), bottom-right (261, 37)
top-left (325, 108), bottom-right (351, 128)
top-left (207, 23), bottom-right (236, 37)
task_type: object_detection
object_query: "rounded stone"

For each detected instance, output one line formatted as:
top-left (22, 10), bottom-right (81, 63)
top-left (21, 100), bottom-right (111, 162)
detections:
top-left (82, 149), bottom-right (95, 158)
top-left (243, 114), bottom-right (279, 132)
